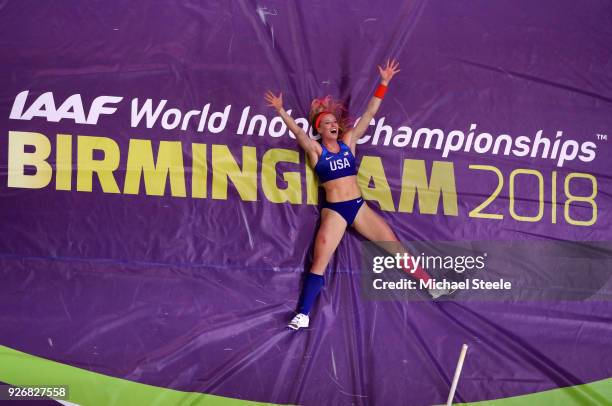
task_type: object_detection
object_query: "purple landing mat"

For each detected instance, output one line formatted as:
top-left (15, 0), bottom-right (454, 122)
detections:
top-left (1, 257), bottom-right (610, 405)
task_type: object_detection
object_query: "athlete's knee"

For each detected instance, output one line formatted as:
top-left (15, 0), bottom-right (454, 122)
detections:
top-left (316, 233), bottom-right (332, 247)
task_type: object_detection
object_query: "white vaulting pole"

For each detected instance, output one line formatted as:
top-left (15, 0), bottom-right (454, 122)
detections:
top-left (446, 344), bottom-right (469, 406)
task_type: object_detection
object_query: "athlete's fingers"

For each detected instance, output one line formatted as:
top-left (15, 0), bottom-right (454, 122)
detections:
top-left (265, 91), bottom-right (282, 107)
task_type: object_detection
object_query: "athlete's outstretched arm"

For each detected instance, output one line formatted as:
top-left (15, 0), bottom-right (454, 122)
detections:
top-left (264, 91), bottom-right (320, 163)
top-left (345, 59), bottom-right (400, 149)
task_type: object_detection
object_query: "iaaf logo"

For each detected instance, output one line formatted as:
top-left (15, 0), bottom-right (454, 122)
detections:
top-left (9, 91), bottom-right (123, 125)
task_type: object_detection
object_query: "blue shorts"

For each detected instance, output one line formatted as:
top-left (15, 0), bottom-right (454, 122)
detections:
top-left (322, 197), bottom-right (365, 226)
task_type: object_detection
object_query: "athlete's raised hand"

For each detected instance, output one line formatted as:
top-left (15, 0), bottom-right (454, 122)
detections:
top-left (378, 59), bottom-right (401, 84)
top-left (264, 91), bottom-right (283, 111)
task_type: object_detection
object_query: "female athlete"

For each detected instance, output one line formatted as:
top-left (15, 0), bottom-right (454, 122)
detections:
top-left (265, 59), bottom-right (450, 330)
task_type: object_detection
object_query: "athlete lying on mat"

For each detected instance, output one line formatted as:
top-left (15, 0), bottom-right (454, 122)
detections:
top-left (265, 59), bottom-right (451, 331)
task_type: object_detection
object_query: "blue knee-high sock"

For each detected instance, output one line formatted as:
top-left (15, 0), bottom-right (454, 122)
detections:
top-left (297, 273), bottom-right (325, 315)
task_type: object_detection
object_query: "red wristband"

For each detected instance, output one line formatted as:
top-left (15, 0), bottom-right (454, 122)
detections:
top-left (374, 84), bottom-right (388, 99)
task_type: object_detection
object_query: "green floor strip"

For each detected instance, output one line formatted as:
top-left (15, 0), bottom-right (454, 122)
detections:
top-left (460, 376), bottom-right (612, 405)
top-left (0, 345), bottom-right (610, 405)
top-left (0, 345), bottom-right (280, 405)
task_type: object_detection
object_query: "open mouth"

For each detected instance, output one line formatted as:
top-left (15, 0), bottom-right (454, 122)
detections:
top-left (330, 128), bottom-right (338, 134)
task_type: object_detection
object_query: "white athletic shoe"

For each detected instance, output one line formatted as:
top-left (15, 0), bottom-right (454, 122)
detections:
top-left (428, 287), bottom-right (456, 300)
top-left (288, 313), bottom-right (309, 330)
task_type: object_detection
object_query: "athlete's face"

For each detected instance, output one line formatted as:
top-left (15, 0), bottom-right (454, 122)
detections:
top-left (317, 114), bottom-right (339, 139)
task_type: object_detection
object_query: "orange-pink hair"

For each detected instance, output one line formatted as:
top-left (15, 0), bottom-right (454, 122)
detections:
top-left (309, 96), bottom-right (349, 135)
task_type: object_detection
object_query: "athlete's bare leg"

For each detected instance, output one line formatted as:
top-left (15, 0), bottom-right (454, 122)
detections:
top-left (288, 208), bottom-right (348, 329)
top-left (309, 208), bottom-right (348, 275)
top-left (352, 203), bottom-right (403, 250)
top-left (352, 203), bottom-right (433, 283)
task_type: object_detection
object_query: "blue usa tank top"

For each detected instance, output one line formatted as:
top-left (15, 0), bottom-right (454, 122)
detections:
top-left (314, 141), bottom-right (357, 183)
